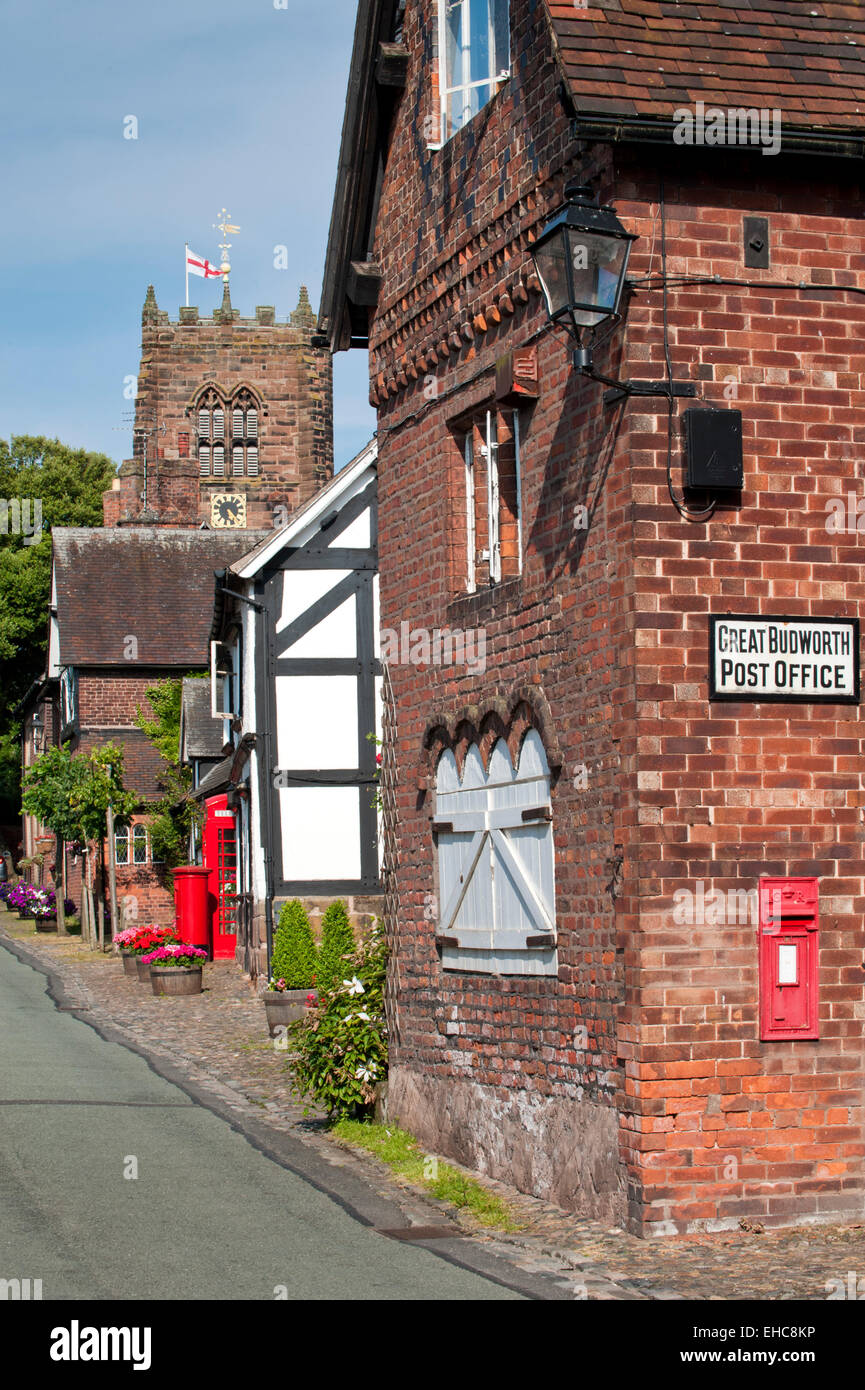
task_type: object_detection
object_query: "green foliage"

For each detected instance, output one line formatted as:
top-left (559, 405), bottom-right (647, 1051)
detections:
top-left (270, 899), bottom-right (317, 989)
top-left (133, 675), bottom-right (206, 868)
top-left (316, 899), bottom-right (356, 992)
top-left (0, 435), bottom-right (115, 822)
top-left (287, 921), bottom-right (388, 1118)
top-left (332, 1120), bottom-right (521, 1231)
top-left (21, 742), bottom-right (137, 845)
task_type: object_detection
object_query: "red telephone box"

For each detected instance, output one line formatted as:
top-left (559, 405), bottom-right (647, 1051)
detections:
top-left (758, 877), bottom-right (819, 1041)
top-left (202, 794), bottom-right (239, 961)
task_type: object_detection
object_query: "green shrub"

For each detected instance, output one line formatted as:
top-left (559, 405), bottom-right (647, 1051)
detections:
top-left (287, 921), bottom-right (388, 1118)
top-left (270, 899), bottom-right (317, 989)
top-left (315, 899), bottom-right (356, 992)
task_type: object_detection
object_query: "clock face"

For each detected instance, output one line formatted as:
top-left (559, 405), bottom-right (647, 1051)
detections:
top-left (211, 493), bottom-right (247, 528)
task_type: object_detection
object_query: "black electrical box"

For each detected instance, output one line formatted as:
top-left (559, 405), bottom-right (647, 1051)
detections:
top-left (684, 408), bottom-right (743, 491)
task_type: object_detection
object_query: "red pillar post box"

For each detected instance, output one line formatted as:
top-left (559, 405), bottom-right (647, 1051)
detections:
top-left (173, 866), bottom-right (213, 958)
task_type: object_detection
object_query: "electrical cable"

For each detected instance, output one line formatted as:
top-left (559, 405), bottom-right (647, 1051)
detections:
top-left (659, 176), bottom-right (716, 522)
top-left (630, 274), bottom-right (865, 298)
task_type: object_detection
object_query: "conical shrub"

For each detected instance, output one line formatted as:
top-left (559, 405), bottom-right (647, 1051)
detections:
top-left (270, 898), bottom-right (317, 989)
top-left (316, 899), bottom-right (356, 992)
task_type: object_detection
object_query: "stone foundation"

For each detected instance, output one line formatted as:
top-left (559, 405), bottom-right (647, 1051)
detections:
top-left (388, 1065), bottom-right (626, 1225)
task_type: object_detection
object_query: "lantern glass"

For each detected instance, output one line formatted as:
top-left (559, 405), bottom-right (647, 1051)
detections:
top-left (566, 228), bottom-right (631, 328)
top-left (532, 191), bottom-right (635, 338)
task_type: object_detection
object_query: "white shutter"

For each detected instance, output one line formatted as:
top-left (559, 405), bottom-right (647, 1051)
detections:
top-left (212, 445), bottom-right (225, 476)
top-left (213, 409), bottom-right (224, 439)
top-left (198, 409), bottom-right (210, 437)
top-left (247, 446), bottom-right (259, 476)
top-left (232, 409), bottom-right (244, 438)
top-left (199, 445), bottom-right (210, 476)
top-left (232, 446), bottom-right (244, 475)
top-left (436, 730), bottom-right (556, 975)
top-left (247, 409), bottom-right (258, 439)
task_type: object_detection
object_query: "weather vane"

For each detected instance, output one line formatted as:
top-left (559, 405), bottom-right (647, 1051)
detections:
top-left (214, 207), bottom-right (241, 281)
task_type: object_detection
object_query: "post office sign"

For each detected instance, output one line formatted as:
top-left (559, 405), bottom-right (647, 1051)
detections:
top-left (709, 615), bottom-right (859, 703)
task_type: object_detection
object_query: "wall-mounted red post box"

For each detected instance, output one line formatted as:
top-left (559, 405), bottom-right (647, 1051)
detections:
top-left (758, 877), bottom-right (819, 1041)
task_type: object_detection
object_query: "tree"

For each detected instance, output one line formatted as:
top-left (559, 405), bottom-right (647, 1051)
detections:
top-left (21, 742), bottom-right (137, 947)
top-left (133, 676), bottom-right (206, 869)
top-left (270, 899), bottom-right (317, 989)
top-left (0, 436), bottom-right (115, 825)
top-left (316, 900), bottom-right (356, 992)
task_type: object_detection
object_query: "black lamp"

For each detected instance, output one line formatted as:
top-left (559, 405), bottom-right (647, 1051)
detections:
top-left (531, 182), bottom-right (696, 405)
top-left (531, 182), bottom-right (635, 344)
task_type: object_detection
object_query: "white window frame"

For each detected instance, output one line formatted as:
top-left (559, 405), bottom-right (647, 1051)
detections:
top-left (132, 824), bottom-right (148, 866)
top-left (464, 409), bottom-right (522, 591)
top-left (465, 433), bottom-right (476, 593)
top-left (437, 0), bottom-right (510, 145)
top-left (114, 827), bottom-right (129, 866)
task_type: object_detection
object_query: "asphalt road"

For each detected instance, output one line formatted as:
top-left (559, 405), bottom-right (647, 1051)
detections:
top-left (0, 942), bottom-right (524, 1301)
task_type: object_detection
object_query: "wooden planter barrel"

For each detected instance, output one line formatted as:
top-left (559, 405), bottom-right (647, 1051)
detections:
top-left (263, 989), bottom-right (315, 1035)
top-left (120, 952), bottom-right (139, 978)
top-left (150, 967), bottom-right (203, 997)
top-left (34, 918), bottom-right (58, 933)
top-left (135, 956), bottom-right (153, 982)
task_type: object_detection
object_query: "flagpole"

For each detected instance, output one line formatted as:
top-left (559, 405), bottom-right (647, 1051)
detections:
top-left (185, 243), bottom-right (189, 307)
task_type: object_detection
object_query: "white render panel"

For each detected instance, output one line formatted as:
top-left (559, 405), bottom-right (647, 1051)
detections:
top-left (283, 591), bottom-right (357, 659)
top-left (276, 675), bottom-right (358, 769)
top-left (275, 568), bottom-right (353, 636)
top-left (279, 787), bottom-right (361, 880)
top-left (333, 508), bottom-right (371, 549)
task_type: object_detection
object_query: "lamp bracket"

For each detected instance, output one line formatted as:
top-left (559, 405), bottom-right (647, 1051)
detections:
top-left (572, 347), bottom-right (696, 405)
top-left (602, 380), bottom-right (698, 406)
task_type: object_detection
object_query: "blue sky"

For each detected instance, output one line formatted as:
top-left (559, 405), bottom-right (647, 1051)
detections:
top-left (0, 0), bottom-right (374, 471)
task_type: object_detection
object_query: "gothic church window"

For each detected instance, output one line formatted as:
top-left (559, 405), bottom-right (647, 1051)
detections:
top-left (231, 390), bottom-right (260, 477)
top-left (198, 389), bottom-right (226, 478)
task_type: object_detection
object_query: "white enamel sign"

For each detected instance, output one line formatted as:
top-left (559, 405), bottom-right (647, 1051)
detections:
top-left (709, 616), bottom-right (859, 703)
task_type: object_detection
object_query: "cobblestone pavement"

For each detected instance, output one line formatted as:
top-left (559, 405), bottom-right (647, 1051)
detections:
top-left (3, 912), bottom-right (864, 1302)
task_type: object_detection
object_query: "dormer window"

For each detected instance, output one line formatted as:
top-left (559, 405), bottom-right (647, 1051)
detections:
top-left (438, 0), bottom-right (509, 143)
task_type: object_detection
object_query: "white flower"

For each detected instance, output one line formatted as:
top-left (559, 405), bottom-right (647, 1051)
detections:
top-left (356, 1011), bottom-right (370, 1022)
top-left (343, 1014), bottom-right (353, 1024)
top-left (355, 1061), bottom-right (378, 1083)
top-left (344, 976), bottom-right (365, 996)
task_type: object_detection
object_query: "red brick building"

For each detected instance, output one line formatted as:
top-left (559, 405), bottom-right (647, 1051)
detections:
top-left (320, 0), bottom-right (865, 1234)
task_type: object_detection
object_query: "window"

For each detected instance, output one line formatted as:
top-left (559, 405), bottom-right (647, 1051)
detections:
top-left (197, 388), bottom-right (225, 478)
top-left (459, 407), bottom-right (522, 591)
top-left (438, 0), bottom-right (509, 143)
top-left (231, 389), bottom-right (259, 477)
top-left (114, 827), bottom-right (129, 866)
top-left (198, 387), bottom-right (261, 477)
top-left (132, 825), bottom-right (148, 865)
top-left (434, 730), bottom-right (556, 975)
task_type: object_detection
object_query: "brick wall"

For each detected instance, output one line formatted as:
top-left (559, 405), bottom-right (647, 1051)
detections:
top-left (363, 0), bottom-right (865, 1233)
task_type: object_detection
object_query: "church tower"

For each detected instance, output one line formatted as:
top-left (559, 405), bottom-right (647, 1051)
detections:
top-left (104, 280), bottom-right (333, 529)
